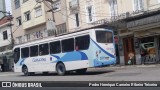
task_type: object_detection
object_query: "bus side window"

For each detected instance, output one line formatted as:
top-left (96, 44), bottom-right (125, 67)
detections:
top-left (75, 35), bottom-right (90, 50)
top-left (21, 47), bottom-right (29, 58)
top-left (62, 38), bottom-right (74, 52)
top-left (50, 41), bottom-right (61, 54)
top-left (39, 43), bottom-right (49, 56)
top-left (30, 45), bottom-right (38, 57)
top-left (14, 48), bottom-right (20, 64)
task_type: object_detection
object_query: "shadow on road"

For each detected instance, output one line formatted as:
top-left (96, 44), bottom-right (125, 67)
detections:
top-left (19, 70), bottom-right (114, 77)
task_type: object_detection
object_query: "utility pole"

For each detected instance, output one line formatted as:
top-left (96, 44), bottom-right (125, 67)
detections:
top-left (44, 0), bottom-right (58, 36)
top-left (36, 0), bottom-right (57, 36)
top-left (0, 11), bottom-right (14, 49)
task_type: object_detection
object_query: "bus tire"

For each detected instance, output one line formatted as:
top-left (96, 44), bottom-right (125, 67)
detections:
top-left (76, 68), bottom-right (87, 74)
top-left (22, 66), bottom-right (30, 76)
top-left (56, 63), bottom-right (66, 76)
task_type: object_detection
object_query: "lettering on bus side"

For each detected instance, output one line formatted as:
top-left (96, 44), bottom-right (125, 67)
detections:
top-left (32, 58), bottom-right (46, 62)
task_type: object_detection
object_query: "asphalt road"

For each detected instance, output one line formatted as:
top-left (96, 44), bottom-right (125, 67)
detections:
top-left (0, 64), bottom-right (160, 81)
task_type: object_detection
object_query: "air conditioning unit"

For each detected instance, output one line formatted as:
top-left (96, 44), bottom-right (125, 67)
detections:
top-left (69, 0), bottom-right (79, 9)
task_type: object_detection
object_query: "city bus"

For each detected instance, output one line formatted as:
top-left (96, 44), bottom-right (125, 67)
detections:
top-left (13, 28), bottom-right (116, 76)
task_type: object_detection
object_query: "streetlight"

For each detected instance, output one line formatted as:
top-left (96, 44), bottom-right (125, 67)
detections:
top-left (0, 11), bottom-right (14, 49)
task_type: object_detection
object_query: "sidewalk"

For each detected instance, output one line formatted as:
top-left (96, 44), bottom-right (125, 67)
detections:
top-left (109, 64), bottom-right (160, 68)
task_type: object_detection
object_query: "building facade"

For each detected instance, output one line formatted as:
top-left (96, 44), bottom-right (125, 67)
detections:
top-left (0, 16), bottom-right (13, 71)
top-left (11, 0), bottom-right (68, 44)
top-left (0, 0), bottom-right (6, 19)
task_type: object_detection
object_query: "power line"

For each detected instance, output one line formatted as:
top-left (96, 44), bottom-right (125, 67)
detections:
top-left (12, 2), bottom-right (39, 34)
top-left (43, 0), bottom-right (110, 32)
top-left (59, 6), bottom-right (114, 18)
top-left (43, 1), bottom-right (88, 24)
top-left (66, 0), bottom-right (116, 15)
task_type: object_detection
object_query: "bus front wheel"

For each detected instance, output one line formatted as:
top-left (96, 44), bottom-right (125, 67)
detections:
top-left (56, 63), bottom-right (66, 76)
top-left (22, 66), bottom-right (30, 76)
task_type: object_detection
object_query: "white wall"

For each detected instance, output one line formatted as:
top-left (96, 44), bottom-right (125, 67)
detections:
top-left (0, 24), bottom-right (11, 47)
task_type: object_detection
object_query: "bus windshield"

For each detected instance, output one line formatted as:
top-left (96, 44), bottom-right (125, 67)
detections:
top-left (96, 31), bottom-right (113, 43)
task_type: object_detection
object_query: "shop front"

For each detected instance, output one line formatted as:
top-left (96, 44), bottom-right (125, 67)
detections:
top-left (134, 30), bottom-right (160, 64)
top-left (0, 51), bottom-right (14, 72)
top-left (123, 36), bottom-right (136, 65)
top-left (126, 11), bottom-right (160, 65)
top-left (139, 36), bottom-right (157, 64)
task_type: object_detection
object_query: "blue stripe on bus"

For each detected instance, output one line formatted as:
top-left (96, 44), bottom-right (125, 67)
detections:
top-left (50, 54), bottom-right (60, 59)
top-left (51, 51), bottom-right (88, 63)
top-left (91, 39), bottom-right (115, 58)
top-left (20, 58), bottom-right (25, 66)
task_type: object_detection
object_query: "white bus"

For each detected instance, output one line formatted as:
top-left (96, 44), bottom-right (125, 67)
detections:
top-left (13, 28), bottom-right (116, 76)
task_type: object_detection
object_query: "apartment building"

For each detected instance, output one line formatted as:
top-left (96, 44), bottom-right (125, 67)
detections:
top-left (0, 16), bottom-right (13, 71)
top-left (11, 0), bottom-right (68, 44)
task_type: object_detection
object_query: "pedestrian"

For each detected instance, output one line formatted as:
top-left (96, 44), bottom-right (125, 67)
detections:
top-left (141, 50), bottom-right (146, 65)
top-left (128, 52), bottom-right (134, 65)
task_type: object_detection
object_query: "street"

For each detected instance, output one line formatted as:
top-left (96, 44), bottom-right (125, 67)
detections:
top-left (0, 65), bottom-right (160, 81)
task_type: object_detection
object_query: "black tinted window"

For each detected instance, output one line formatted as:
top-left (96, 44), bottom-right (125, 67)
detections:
top-left (62, 38), bottom-right (74, 52)
top-left (39, 43), bottom-right (49, 56)
top-left (30, 45), bottom-right (38, 57)
top-left (75, 35), bottom-right (90, 50)
top-left (21, 47), bottom-right (29, 58)
top-left (14, 48), bottom-right (20, 63)
top-left (50, 41), bottom-right (61, 54)
top-left (96, 31), bottom-right (113, 43)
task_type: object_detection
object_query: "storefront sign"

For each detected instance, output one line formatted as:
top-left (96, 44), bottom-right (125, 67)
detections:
top-left (90, 10), bottom-right (145, 25)
top-left (127, 14), bottom-right (160, 28)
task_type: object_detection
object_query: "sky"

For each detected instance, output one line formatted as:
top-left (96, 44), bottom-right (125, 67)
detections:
top-left (5, 0), bottom-right (12, 13)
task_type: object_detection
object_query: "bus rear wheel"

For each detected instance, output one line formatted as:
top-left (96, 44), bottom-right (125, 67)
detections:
top-left (56, 63), bottom-right (66, 76)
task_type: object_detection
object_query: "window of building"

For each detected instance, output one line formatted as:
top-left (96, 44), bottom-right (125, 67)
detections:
top-left (50, 41), bottom-right (61, 54)
top-left (75, 13), bottom-right (79, 27)
top-left (134, 0), bottom-right (144, 11)
top-left (39, 43), bottom-right (49, 56)
top-left (26, 34), bottom-right (30, 42)
top-left (23, 0), bottom-right (28, 3)
top-left (17, 36), bottom-right (22, 44)
top-left (56, 23), bottom-right (67, 34)
top-left (14, 48), bottom-right (20, 64)
top-left (96, 31), bottom-right (113, 43)
top-left (24, 11), bottom-right (31, 21)
top-left (87, 6), bottom-right (93, 22)
top-left (21, 47), bottom-right (29, 58)
top-left (30, 45), bottom-right (38, 57)
top-left (75, 35), bottom-right (90, 51)
top-left (3, 31), bottom-right (8, 40)
top-left (15, 0), bottom-right (20, 9)
top-left (16, 16), bottom-right (22, 26)
top-left (62, 38), bottom-right (74, 52)
top-left (53, 1), bottom-right (61, 12)
top-left (35, 6), bottom-right (42, 17)
top-left (109, 0), bottom-right (118, 17)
